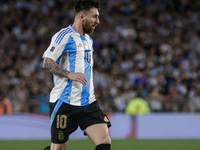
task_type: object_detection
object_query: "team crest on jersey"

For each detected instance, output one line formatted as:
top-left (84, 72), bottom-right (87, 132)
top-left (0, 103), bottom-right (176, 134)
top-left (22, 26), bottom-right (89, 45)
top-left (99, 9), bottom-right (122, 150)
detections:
top-left (83, 41), bottom-right (89, 49)
top-left (83, 41), bottom-right (87, 46)
top-left (50, 46), bottom-right (55, 52)
top-left (58, 131), bottom-right (64, 141)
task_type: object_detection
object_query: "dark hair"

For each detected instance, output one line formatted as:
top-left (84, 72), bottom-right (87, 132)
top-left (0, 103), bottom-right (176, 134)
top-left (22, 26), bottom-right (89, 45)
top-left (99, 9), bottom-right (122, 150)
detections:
top-left (74, 0), bottom-right (100, 14)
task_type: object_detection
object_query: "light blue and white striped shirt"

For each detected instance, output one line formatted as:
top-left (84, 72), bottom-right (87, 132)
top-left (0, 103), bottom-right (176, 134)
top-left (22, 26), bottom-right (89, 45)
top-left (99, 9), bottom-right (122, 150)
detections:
top-left (43, 25), bottom-right (96, 106)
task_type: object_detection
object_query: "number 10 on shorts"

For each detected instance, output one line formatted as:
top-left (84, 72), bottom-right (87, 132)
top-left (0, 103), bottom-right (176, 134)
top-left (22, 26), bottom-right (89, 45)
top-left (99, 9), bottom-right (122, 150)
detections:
top-left (57, 115), bottom-right (67, 129)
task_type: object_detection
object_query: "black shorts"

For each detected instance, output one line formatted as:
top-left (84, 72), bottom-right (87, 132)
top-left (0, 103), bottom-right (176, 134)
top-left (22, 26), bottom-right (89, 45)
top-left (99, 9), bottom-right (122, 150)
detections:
top-left (49, 100), bottom-right (111, 144)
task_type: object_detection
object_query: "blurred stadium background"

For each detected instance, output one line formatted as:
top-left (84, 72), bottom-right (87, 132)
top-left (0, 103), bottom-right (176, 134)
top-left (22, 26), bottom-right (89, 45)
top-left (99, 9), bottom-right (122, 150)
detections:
top-left (1, 0), bottom-right (200, 149)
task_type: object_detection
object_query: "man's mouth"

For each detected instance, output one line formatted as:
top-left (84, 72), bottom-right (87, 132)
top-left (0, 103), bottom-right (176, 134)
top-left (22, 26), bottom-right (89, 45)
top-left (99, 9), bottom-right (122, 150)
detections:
top-left (92, 24), bottom-right (97, 28)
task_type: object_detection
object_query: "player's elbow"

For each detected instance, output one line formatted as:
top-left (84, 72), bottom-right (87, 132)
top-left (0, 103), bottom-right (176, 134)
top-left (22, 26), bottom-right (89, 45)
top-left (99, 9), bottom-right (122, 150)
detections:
top-left (42, 63), bottom-right (46, 70)
top-left (42, 57), bottom-right (49, 70)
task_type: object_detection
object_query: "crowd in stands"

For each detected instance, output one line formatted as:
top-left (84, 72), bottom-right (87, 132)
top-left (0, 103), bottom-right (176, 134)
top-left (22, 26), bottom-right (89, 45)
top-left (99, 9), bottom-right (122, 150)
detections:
top-left (1, 0), bottom-right (200, 114)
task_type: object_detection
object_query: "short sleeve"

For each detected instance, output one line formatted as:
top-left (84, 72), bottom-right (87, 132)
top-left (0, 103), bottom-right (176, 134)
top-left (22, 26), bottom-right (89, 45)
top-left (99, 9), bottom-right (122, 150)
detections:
top-left (43, 30), bottom-right (71, 61)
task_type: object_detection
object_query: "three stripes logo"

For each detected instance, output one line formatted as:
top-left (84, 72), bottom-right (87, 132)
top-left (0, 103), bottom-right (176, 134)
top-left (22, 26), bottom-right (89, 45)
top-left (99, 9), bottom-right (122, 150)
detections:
top-left (54, 28), bottom-right (73, 44)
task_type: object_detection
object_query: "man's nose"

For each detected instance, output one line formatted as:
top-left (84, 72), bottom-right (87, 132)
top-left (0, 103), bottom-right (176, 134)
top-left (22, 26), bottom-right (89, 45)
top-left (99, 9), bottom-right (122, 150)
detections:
top-left (95, 18), bottom-right (100, 24)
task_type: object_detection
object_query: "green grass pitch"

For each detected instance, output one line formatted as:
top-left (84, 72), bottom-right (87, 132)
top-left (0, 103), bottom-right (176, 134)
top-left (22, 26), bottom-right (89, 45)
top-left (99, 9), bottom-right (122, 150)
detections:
top-left (0, 139), bottom-right (200, 150)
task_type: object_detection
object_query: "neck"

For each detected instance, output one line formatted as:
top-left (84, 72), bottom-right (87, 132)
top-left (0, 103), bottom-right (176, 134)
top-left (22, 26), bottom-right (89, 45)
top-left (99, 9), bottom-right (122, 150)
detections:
top-left (72, 20), bottom-right (84, 35)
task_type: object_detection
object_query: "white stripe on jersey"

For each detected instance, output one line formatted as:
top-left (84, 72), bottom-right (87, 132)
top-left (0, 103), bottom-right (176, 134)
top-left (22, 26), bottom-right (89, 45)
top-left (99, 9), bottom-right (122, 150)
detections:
top-left (43, 25), bottom-right (96, 106)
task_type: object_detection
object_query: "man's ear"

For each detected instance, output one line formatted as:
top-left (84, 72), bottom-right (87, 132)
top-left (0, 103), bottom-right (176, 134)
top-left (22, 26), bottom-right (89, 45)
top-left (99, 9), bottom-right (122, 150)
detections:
top-left (78, 12), bottom-right (85, 21)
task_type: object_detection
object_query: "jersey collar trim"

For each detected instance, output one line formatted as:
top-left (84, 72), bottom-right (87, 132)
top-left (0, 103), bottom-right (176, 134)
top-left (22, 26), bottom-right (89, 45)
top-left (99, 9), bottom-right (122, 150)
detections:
top-left (69, 24), bottom-right (77, 33)
top-left (69, 24), bottom-right (89, 38)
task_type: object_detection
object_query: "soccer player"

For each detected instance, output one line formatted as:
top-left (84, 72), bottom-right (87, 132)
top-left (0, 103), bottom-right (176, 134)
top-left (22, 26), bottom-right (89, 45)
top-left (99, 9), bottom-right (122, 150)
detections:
top-left (42, 0), bottom-right (111, 150)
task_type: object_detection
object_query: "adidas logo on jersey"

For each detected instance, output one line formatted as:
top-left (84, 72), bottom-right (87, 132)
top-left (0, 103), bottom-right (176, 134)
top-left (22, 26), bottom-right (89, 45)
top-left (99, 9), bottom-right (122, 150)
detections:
top-left (78, 43), bottom-right (83, 47)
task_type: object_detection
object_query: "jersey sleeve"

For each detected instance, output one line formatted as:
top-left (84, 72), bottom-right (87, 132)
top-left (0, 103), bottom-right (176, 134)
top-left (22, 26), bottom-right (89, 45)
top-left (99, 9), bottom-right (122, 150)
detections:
top-left (42, 31), bottom-right (70, 61)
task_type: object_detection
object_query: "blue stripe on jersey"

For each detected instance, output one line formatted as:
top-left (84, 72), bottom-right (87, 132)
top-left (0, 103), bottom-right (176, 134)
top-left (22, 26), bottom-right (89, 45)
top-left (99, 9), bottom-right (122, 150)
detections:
top-left (50, 99), bottom-right (63, 126)
top-left (81, 56), bottom-right (91, 105)
top-left (59, 35), bottom-right (77, 104)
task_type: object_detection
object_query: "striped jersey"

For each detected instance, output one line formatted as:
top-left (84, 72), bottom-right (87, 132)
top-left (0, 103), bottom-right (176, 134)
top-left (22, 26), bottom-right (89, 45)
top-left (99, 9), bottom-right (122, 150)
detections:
top-left (43, 24), bottom-right (96, 106)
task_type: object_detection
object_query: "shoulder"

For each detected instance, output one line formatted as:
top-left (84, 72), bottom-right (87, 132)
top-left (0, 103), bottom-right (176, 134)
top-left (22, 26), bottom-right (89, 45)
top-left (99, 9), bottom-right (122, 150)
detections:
top-left (52, 26), bottom-right (76, 45)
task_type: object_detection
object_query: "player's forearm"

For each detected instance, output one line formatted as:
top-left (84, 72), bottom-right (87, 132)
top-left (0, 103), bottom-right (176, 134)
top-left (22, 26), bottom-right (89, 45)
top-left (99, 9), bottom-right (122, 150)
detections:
top-left (43, 57), bottom-right (70, 77)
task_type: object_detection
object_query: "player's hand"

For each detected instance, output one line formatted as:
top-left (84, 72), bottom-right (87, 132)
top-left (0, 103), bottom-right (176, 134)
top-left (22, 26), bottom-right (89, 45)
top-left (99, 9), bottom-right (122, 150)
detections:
top-left (67, 72), bottom-right (88, 84)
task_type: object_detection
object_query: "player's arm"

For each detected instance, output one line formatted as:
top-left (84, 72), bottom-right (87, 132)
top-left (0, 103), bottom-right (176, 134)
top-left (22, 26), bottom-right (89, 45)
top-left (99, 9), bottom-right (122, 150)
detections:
top-left (43, 57), bottom-right (87, 84)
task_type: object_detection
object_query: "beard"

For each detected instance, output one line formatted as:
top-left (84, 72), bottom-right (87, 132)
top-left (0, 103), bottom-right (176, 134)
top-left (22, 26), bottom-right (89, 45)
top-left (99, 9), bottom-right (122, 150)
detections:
top-left (82, 19), bottom-right (95, 34)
